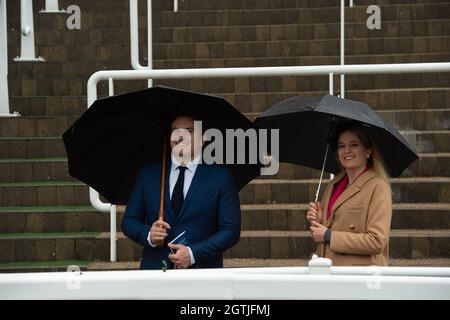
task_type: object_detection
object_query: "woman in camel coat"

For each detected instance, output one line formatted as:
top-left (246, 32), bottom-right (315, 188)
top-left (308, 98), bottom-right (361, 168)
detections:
top-left (307, 121), bottom-right (392, 266)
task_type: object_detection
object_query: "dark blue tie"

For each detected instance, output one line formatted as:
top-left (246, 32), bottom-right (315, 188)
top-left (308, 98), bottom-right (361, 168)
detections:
top-left (172, 166), bottom-right (187, 217)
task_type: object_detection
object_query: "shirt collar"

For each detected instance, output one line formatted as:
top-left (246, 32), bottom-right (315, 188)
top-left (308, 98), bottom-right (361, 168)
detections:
top-left (171, 153), bottom-right (202, 173)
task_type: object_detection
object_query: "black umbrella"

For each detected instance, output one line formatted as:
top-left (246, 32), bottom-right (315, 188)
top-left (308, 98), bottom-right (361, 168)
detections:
top-left (255, 95), bottom-right (419, 200)
top-left (62, 85), bottom-right (261, 205)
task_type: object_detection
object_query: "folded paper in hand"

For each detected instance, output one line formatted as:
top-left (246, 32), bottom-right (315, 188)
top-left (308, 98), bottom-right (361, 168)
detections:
top-left (169, 231), bottom-right (190, 253)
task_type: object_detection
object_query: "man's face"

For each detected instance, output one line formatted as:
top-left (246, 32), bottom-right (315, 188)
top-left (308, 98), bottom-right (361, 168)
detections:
top-left (170, 116), bottom-right (202, 163)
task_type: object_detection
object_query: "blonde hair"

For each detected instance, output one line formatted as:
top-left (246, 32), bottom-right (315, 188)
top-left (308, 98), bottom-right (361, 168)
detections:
top-left (333, 121), bottom-right (391, 189)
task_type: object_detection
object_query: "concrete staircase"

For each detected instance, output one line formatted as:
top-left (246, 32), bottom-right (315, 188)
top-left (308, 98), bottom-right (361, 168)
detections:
top-left (0, 0), bottom-right (449, 272)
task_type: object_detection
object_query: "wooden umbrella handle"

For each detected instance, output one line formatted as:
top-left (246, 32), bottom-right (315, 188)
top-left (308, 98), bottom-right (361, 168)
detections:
top-left (156, 139), bottom-right (167, 247)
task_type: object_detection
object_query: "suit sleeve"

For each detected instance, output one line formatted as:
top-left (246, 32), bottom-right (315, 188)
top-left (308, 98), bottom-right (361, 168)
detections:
top-left (121, 169), bottom-right (152, 248)
top-left (329, 182), bottom-right (392, 255)
top-left (190, 170), bottom-right (241, 264)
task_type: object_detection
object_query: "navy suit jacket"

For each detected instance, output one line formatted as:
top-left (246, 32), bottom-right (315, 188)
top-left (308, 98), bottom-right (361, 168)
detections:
top-left (121, 162), bottom-right (241, 270)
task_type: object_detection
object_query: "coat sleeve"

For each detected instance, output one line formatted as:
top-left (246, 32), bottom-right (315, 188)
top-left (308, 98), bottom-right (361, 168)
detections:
top-left (190, 170), bottom-right (241, 264)
top-left (329, 181), bottom-right (392, 255)
top-left (121, 168), bottom-right (152, 248)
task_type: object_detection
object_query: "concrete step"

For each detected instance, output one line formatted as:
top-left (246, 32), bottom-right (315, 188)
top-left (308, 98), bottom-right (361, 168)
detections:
top-left (154, 0), bottom-right (450, 11)
top-left (247, 108), bottom-right (450, 131)
top-left (8, 71), bottom-right (450, 103)
top-left (0, 116), bottom-right (78, 137)
top-left (226, 229), bottom-right (450, 260)
top-left (153, 52), bottom-right (450, 68)
top-left (154, 3), bottom-right (450, 27)
top-left (218, 88), bottom-right (450, 113)
top-left (8, 96), bottom-right (86, 117)
top-left (0, 158), bottom-right (71, 183)
top-left (9, 87), bottom-right (450, 118)
top-left (239, 177), bottom-right (450, 205)
top-left (160, 73), bottom-right (450, 92)
top-left (2, 257), bottom-right (450, 273)
top-left (0, 181), bottom-right (88, 206)
top-left (0, 206), bottom-right (116, 233)
top-left (0, 108), bottom-right (448, 139)
top-left (0, 130), bottom-right (447, 159)
top-left (152, 36), bottom-right (450, 60)
top-left (1, 203), bottom-right (448, 233)
top-left (224, 257), bottom-right (450, 268)
top-left (1, 177), bottom-right (449, 206)
top-left (256, 153), bottom-right (450, 180)
top-left (1, 152), bottom-right (448, 184)
top-left (0, 232), bottom-right (142, 263)
top-left (154, 19), bottom-right (450, 43)
top-left (0, 137), bottom-right (65, 159)
top-left (240, 203), bottom-right (450, 231)
top-left (0, 229), bottom-right (448, 262)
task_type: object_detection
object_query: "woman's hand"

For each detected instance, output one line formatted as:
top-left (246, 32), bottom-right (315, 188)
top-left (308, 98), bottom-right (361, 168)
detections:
top-left (310, 220), bottom-right (328, 243)
top-left (306, 201), bottom-right (323, 224)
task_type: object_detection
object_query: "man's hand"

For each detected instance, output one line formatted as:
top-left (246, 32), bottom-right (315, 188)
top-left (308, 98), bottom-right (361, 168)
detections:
top-left (310, 220), bottom-right (328, 243)
top-left (306, 201), bottom-right (323, 225)
top-left (150, 220), bottom-right (171, 244)
top-left (168, 243), bottom-right (191, 269)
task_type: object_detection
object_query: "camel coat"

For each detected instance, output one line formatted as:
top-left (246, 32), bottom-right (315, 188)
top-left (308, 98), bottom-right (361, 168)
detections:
top-left (317, 169), bottom-right (392, 266)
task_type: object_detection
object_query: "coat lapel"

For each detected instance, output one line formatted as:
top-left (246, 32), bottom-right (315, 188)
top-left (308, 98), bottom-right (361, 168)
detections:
top-left (176, 163), bottom-right (209, 221)
top-left (326, 169), bottom-right (377, 228)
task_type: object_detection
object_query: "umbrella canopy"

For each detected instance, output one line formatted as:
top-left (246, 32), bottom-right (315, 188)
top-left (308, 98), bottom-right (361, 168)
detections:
top-left (255, 95), bottom-right (419, 178)
top-left (63, 86), bottom-right (261, 204)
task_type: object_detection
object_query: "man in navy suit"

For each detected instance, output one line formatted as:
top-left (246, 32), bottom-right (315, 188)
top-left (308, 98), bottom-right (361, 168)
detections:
top-left (121, 115), bottom-right (241, 270)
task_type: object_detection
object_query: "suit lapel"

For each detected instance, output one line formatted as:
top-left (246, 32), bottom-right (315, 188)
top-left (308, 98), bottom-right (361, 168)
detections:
top-left (176, 163), bottom-right (209, 221)
top-left (163, 161), bottom-right (175, 225)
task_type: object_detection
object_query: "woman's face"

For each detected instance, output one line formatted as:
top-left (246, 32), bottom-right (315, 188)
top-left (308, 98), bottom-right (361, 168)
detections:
top-left (337, 130), bottom-right (371, 171)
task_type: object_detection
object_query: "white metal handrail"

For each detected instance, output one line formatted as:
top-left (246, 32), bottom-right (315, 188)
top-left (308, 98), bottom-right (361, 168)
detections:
top-left (129, 0), bottom-right (153, 71)
top-left (0, 0), bottom-right (15, 117)
top-left (87, 62), bottom-right (450, 262)
top-left (14, 0), bottom-right (45, 62)
top-left (39, 0), bottom-right (65, 13)
top-left (131, 0), bottom-right (354, 96)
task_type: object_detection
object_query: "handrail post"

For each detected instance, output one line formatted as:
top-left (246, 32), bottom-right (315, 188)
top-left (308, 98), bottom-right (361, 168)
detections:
top-left (174, 0), bottom-right (178, 12)
top-left (147, 0), bottom-right (153, 87)
top-left (0, 0), bottom-right (17, 117)
top-left (39, 0), bottom-right (65, 13)
top-left (110, 205), bottom-right (117, 262)
top-left (328, 73), bottom-right (333, 95)
top-left (14, 0), bottom-right (45, 62)
top-left (87, 78), bottom-right (117, 263)
top-left (129, 0), bottom-right (153, 76)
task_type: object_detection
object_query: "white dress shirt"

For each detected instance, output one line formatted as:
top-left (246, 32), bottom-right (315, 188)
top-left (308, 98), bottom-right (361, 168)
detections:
top-left (147, 154), bottom-right (201, 266)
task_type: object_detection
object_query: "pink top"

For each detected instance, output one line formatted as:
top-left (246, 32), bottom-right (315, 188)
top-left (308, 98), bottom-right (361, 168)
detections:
top-left (327, 167), bottom-right (368, 220)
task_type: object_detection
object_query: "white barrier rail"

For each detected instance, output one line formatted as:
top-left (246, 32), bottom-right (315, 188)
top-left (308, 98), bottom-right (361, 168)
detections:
top-left (1, 266), bottom-right (450, 299)
top-left (87, 62), bottom-right (450, 263)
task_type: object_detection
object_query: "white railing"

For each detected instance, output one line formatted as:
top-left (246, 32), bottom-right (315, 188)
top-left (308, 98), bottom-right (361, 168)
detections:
top-left (0, 0), bottom-right (15, 117)
top-left (87, 62), bottom-right (450, 262)
top-left (131, 0), bottom-right (354, 97)
top-left (14, 0), bottom-right (44, 62)
top-left (1, 265), bottom-right (450, 299)
top-left (39, 0), bottom-right (65, 13)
